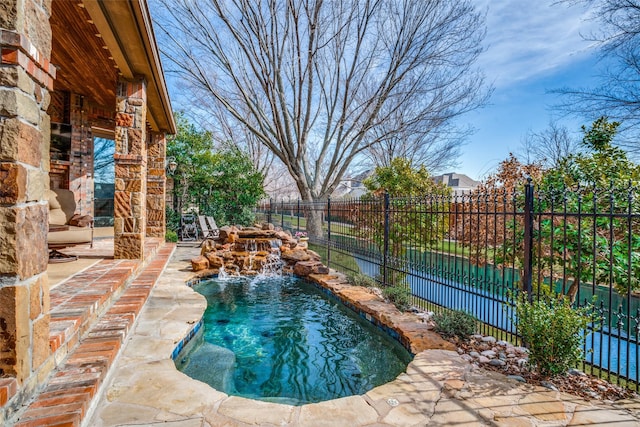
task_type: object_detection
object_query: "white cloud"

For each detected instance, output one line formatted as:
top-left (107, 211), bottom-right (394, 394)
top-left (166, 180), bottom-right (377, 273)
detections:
top-left (476, 0), bottom-right (598, 87)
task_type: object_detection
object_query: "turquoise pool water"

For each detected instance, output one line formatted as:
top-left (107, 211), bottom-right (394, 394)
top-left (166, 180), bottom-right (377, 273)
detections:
top-left (176, 275), bottom-right (412, 405)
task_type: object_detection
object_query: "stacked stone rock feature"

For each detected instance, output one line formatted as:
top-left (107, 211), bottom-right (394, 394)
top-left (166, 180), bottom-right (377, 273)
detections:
top-left (192, 225), bottom-right (325, 276)
top-left (114, 78), bottom-right (148, 259)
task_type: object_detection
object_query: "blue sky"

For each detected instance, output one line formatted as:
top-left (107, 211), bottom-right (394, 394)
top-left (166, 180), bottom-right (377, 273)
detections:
top-left (459, 0), bottom-right (602, 180)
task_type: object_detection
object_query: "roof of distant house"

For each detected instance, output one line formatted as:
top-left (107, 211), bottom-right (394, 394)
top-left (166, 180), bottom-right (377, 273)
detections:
top-left (432, 173), bottom-right (480, 192)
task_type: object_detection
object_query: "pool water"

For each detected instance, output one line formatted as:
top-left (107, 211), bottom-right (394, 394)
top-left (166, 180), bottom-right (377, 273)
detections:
top-left (176, 275), bottom-right (412, 405)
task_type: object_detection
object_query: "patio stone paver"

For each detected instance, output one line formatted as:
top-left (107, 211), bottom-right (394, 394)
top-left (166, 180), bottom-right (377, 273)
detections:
top-left (10, 240), bottom-right (174, 427)
top-left (86, 245), bottom-right (640, 427)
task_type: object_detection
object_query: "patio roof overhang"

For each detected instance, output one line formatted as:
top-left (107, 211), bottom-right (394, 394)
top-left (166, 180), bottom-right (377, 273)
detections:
top-left (50, 0), bottom-right (175, 134)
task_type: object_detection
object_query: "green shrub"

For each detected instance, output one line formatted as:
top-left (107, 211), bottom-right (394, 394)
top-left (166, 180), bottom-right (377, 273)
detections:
top-left (383, 284), bottom-right (412, 311)
top-left (433, 310), bottom-right (477, 339)
top-left (347, 273), bottom-right (378, 288)
top-left (165, 207), bottom-right (181, 233)
top-left (165, 230), bottom-right (178, 243)
top-left (513, 293), bottom-right (595, 377)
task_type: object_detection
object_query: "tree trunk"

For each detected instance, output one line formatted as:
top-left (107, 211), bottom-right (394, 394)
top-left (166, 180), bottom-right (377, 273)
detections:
top-left (306, 207), bottom-right (324, 240)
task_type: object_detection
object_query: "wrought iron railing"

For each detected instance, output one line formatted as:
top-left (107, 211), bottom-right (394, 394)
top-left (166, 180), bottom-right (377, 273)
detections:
top-left (256, 181), bottom-right (640, 389)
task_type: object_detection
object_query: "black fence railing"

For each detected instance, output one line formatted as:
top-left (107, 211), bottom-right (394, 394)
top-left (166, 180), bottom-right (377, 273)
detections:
top-left (256, 181), bottom-right (640, 389)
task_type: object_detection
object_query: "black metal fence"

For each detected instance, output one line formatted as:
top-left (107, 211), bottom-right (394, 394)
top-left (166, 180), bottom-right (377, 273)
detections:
top-left (256, 181), bottom-right (640, 388)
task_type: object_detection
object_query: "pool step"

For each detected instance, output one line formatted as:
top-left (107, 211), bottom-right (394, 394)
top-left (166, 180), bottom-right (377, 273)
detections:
top-left (11, 243), bottom-right (175, 427)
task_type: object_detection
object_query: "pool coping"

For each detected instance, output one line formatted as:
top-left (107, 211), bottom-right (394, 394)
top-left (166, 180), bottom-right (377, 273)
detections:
top-left (87, 245), bottom-right (640, 427)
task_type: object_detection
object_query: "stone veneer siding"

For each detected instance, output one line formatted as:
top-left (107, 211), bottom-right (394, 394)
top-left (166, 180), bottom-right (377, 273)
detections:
top-left (0, 0), bottom-right (55, 388)
top-left (146, 132), bottom-right (166, 238)
top-left (114, 78), bottom-right (148, 259)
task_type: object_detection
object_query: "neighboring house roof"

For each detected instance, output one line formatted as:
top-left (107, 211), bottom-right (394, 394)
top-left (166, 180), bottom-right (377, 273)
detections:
top-left (333, 170), bottom-right (372, 199)
top-left (432, 173), bottom-right (480, 193)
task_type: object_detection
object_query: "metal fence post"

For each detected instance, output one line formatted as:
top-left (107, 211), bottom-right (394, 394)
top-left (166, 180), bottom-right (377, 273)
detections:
top-left (267, 198), bottom-right (272, 224)
top-left (327, 197), bottom-right (331, 269)
top-left (383, 192), bottom-right (390, 286)
top-left (281, 199), bottom-right (285, 229)
top-left (297, 199), bottom-right (300, 232)
top-left (523, 178), bottom-right (534, 302)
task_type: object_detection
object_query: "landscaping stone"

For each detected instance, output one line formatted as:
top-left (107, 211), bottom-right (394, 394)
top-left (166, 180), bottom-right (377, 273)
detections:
top-left (84, 245), bottom-right (640, 426)
top-left (190, 256), bottom-right (209, 271)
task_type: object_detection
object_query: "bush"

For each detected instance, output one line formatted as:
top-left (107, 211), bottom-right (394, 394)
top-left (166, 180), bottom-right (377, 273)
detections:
top-left (347, 273), bottom-right (378, 288)
top-left (166, 207), bottom-right (181, 233)
top-left (513, 293), bottom-right (595, 377)
top-left (433, 310), bottom-right (477, 339)
top-left (382, 284), bottom-right (412, 311)
top-left (165, 230), bottom-right (178, 243)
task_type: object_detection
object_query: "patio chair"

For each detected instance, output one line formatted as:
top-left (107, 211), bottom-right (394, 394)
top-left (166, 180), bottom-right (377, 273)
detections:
top-left (206, 216), bottom-right (220, 238)
top-left (198, 215), bottom-right (219, 246)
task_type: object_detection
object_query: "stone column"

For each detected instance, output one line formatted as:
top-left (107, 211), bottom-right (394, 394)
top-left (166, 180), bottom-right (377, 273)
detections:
top-left (114, 78), bottom-right (147, 259)
top-left (0, 1), bottom-right (56, 384)
top-left (68, 93), bottom-right (93, 216)
top-left (146, 132), bottom-right (166, 238)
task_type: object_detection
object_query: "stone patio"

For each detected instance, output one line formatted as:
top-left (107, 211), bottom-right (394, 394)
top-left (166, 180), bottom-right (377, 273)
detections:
top-left (86, 245), bottom-right (640, 427)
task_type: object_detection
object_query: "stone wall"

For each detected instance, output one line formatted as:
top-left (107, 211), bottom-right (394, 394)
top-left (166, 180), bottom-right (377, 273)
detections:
top-left (0, 0), bottom-right (55, 387)
top-left (146, 132), bottom-right (165, 238)
top-left (114, 78), bottom-right (147, 259)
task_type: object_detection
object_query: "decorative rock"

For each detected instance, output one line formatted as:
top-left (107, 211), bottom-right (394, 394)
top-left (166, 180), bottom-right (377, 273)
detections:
top-left (489, 359), bottom-right (506, 367)
top-left (217, 226), bottom-right (234, 241)
top-left (204, 253), bottom-right (224, 268)
top-left (496, 340), bottom-right (509, 347)
top-left (517, 358), bottom-right (528, 367)
top-left (507, 375), bottom-right (526, 383)
top-left (472, 334), bottom-right (484, 340)
top-left (293, 261), bottom-right (322, 276)
top-left (568, 368), bottom-right (587, 376)
top-left (191, 256), bottom-right (209, 271)
top-left (312, 265), bottom-right (330, 274)
top-left (480, 350), bottom-right (496, 358)
top-left (540, 381), bottom-right (558, 391)
top-left (477, 356), bottom-right (491, 364)
top-left (469, 351), bottom-right (480, 358)
top-left (281, 249), bottom-right (311, 262)
top-left (481, 336), bottom-right (496, 343)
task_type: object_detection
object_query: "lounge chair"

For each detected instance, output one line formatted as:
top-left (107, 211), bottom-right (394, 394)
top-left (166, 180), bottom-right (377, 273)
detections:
top-left (198, 215), bottom-right (219, 245)
top-left (47, 188), bottom-right (94, 262)
top-left (206, 216), bottom-right (220, 238)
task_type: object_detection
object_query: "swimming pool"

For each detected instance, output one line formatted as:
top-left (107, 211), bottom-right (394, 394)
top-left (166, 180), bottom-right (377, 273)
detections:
top-left (175, 275), bottom-right (412, 405)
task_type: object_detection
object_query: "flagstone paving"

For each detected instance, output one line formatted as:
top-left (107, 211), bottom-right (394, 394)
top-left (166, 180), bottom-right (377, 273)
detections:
top-left (7, 239), bottom-right (173, 427)
top-left (84, 245), bottom-right (640, 427)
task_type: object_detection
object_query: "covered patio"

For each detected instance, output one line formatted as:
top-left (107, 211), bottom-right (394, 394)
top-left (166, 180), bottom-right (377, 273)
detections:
top-left (1, 0), bottom-right (175, 424)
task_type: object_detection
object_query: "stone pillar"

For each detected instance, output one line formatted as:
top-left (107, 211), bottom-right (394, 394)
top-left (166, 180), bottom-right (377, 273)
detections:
top-left (0, 0), bottom-right (55, 383)
top-left (146, 132), bottom-right (166, 238)
top-left (68, 94), bottom-right (93, 216)
top-left (114, 78), bottom-right (147, 259)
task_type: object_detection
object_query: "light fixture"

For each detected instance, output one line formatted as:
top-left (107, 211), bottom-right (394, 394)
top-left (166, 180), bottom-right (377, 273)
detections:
top-left (165, 156), bottom-right (178, 175)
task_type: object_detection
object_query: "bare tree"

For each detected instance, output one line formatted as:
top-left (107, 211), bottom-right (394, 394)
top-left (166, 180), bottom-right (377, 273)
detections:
top-left (185, 101), bottom-right (299, 199)
top-left (554, 0), bottom-right (640, 151)
top-left (93, 137), bottom-right (115, 183)
top-left (153, 0), bottom-right (489, 235)
top-left (364, 106), bottom-right (469, 172)
top-left (517, 120), bottom-right (581, 168)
